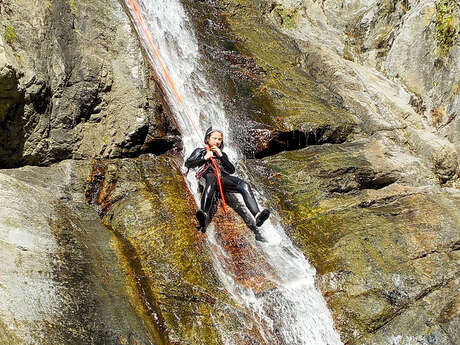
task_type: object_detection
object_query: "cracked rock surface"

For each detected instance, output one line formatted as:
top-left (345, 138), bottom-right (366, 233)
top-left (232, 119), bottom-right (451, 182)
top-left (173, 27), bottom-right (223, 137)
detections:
top-left (0, 0), bottom-right (179, 169)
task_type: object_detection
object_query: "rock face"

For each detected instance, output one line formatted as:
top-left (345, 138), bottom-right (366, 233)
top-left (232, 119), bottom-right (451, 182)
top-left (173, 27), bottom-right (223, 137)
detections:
top-left (181, 0), bottom-right (460, 344)
top-left (0, 160), bottom-right (161, 344)
top-left (0, 155), bottom-right (279, 345)
top-left (85, 156), bottom-right (278, 345)
top-left (0, 0), bottom-right (179, 169)
top-left (262, 144), bottom-right (460, 344)
top-left (259, 0), bottom-right (460, 184)
top-left (1, 0), bottom-right (459, 345)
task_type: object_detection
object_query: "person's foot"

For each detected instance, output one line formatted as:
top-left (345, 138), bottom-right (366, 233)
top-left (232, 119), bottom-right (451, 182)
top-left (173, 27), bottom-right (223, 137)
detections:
top-left (196, 225), bottom-right (207, 233)
top-left (196, 209), bottom-right (208, 231)
top-left (254, 230), bottom-right (267, 242)
top-left (255, 209), bottom-right (270, 227)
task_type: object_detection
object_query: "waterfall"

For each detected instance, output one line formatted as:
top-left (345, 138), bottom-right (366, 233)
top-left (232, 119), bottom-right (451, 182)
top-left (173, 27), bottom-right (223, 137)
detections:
top-left (124, 1), bottom-right (343, 344)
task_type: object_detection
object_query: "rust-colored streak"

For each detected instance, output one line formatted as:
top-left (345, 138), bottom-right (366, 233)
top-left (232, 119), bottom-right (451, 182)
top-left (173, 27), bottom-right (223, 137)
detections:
top-left (99, 173), bottom-right (119, 216)
top-left (211, 205), bottom-right (276, 295)
top-left (85, 161), bottom-right (108, 206)
top-left (85, 160), bottom-right (118, 216)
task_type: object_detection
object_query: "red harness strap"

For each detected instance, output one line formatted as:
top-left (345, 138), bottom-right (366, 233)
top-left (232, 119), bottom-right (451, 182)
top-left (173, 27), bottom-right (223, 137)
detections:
top-left (195, 161), bottom-right (210, 180)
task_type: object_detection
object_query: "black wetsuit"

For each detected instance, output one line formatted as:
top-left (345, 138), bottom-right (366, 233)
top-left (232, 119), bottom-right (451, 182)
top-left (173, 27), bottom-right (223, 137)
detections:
top-left (185, 148), bottom-right (260, 217)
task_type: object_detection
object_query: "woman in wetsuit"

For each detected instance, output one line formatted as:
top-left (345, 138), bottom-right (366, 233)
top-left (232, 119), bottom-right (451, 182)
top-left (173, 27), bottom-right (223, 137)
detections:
top-left (185, 127), bottom-right (270, 234)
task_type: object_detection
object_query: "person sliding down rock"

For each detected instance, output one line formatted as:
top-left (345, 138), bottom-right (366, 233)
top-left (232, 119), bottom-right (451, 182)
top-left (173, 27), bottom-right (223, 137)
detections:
top-left (185, 127), bottom-right (270, 239)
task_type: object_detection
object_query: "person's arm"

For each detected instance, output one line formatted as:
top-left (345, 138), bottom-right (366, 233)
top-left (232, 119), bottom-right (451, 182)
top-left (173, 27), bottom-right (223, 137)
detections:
top-left (185, 148), bottom-right (207, 168)
top-left (219, 152), bottom-right (235, 174)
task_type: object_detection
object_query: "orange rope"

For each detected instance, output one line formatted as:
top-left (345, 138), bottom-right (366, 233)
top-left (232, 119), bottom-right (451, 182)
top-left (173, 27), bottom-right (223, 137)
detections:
top-left (127, 0), bottom-right (228, 212)
top-left (206, 147), bottom-right (228, 212)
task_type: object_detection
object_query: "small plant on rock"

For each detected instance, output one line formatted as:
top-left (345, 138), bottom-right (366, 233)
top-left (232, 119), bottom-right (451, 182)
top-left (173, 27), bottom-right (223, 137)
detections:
top-left (4, 25), bottom-right (16, 45)
top-left (436, 0), bottom-right (459, 57)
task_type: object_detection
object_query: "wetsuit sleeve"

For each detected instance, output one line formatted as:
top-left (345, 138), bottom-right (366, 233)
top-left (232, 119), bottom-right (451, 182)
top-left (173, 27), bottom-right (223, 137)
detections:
top-left (219, 152), bottom-right (235, 174)
top-left (185, 148), bottom-right (206, 169)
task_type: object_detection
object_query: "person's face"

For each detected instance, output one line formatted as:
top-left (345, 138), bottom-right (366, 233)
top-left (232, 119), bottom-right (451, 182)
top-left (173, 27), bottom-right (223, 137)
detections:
top-left (208, 132), bottom-right (223, 147)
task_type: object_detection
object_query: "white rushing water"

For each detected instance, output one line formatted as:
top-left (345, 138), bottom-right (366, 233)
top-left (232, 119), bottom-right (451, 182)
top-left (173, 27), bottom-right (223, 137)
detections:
top-left (124, 1), bottom-right (343, 344)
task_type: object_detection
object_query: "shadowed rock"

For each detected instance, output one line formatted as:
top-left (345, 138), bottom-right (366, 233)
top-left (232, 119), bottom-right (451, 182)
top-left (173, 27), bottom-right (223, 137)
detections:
top-left (0, 0), bottom-right (180, 168)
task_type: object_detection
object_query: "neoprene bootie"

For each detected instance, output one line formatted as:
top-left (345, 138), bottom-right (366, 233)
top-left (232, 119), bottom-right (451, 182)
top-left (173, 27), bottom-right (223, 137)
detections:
top-left (196, 209), bottom-right (208, 233)
top-left (255, 209), bottom-right (270, 227)
top-left (254, 230), bottom-right (267, 242)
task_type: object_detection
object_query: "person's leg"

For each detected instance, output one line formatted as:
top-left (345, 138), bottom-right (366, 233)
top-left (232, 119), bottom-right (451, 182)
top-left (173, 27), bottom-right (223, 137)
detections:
top-left (201, 173), bottom-right (217, 214)
top-left (222, 175), bottom-right (270, 228)
top-left (197, 173), bottom-right (217, 231)
top-left (236, 179), bottom-right (270, 226)
top-left (222, 175), bottom-right (260, 217)
top-left (238, 180), bottom-right (260, 217)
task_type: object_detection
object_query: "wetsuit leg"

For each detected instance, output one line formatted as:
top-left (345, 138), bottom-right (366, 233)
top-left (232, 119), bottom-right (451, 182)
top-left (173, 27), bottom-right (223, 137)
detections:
top-left (221, 175), bottom-right (260, 217)
top-left (201, 173), bottom-right (217, 214)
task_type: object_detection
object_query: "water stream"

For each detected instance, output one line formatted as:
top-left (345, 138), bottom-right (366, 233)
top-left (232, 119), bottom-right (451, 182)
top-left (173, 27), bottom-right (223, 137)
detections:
top-left (124, 1), bottom-right (343, 344)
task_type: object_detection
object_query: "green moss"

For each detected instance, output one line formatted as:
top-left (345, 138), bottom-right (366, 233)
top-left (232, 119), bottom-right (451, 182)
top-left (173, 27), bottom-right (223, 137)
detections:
top-left (263, 146), bottom-right (372, 273)
top-left (219, 0), bottom-right (353, 130)
top-left (436, 0), bottom-right (459, 57)
top-left (68, 0), bottom-right (77, 15)
top-left (260, 142), bottom-right (460, 342)
top-left (96, 156), bottom-right (237, 345)
top-left (43, 0), bottom-right (52, 10)
top-left (273, 5), bottom-right (299, 29)
top-left (4, 25), bottom-right (16, 45)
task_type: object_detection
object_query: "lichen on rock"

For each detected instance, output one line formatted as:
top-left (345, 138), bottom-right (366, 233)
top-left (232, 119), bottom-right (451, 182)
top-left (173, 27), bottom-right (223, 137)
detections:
top-left (85, 154), bottom-right (267, 345)
top-left (260, 143), bottom-right (460, 343)
top-left (435, 0), bottom-right (459, 57)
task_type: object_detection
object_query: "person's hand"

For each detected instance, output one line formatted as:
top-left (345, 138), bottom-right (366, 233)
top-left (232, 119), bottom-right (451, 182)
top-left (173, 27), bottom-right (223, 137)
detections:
top-left (204, 150), bottom-right (214, 160)
top-left (210, 146), bottom-right (222, 157)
